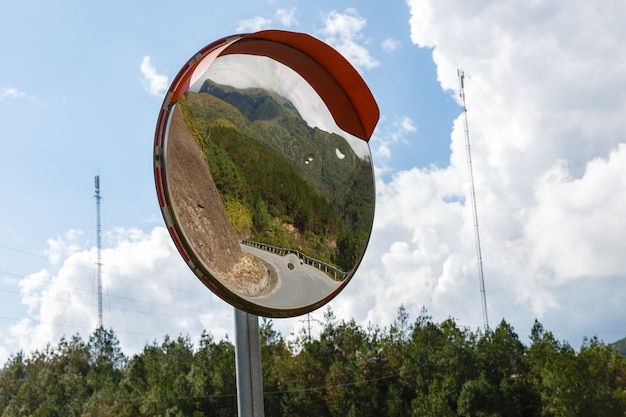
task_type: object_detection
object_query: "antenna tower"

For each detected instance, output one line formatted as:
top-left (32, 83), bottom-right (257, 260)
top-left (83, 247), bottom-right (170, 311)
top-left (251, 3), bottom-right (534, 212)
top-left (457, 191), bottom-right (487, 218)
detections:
top-left (94, 175), bottom-right (103, 328)
top-left (458, 69), bottom-right (489, 331)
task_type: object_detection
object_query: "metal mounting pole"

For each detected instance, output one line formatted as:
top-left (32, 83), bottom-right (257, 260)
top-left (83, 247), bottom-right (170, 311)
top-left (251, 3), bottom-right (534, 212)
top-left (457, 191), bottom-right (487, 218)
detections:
top-left (234, 308), bottom-right (265, 417)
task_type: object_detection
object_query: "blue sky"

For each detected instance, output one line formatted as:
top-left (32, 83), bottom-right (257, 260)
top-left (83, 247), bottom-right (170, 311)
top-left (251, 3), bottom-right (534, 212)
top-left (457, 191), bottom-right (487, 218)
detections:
top-left (2, 0), bottom-right (626, 363)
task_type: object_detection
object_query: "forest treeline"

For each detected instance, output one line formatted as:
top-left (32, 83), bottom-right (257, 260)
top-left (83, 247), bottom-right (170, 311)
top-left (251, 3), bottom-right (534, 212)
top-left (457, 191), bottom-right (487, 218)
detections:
top-left (1, 306), bottom-right (625, 417)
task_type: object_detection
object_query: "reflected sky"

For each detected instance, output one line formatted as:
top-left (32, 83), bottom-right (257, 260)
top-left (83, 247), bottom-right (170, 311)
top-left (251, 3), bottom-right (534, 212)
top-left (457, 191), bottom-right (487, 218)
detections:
top-left (188, 54), bottom-right (371, 158)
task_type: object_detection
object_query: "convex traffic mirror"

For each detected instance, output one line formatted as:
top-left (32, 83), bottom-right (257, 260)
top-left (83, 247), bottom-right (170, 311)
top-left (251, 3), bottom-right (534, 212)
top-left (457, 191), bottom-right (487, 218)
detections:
top-left (154, 30), bottom-right (379, 317)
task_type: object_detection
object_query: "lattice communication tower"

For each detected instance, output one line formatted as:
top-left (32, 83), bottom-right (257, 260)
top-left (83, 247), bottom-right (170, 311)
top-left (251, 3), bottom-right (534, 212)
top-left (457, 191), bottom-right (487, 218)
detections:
top-left (458, 69), bottom-right (489, 331)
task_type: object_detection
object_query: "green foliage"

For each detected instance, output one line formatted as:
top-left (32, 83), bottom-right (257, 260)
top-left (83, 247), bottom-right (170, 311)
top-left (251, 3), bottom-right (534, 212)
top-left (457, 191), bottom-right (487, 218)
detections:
top-left (222, 196), bottom-right (253, 234)
top-left (1, 310), bottom-right (626, 416)
top-left (611, 335), bottom-right (626, 356)
top-left (179, 82), bottom-right (376, 271)
top-left (188, 107), bottom-right (343, 264)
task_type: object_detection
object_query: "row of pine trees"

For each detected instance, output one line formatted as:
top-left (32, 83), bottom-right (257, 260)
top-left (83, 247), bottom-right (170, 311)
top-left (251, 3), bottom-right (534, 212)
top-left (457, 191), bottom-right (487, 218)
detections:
top-left (1, 306), bottom-right (625, 416)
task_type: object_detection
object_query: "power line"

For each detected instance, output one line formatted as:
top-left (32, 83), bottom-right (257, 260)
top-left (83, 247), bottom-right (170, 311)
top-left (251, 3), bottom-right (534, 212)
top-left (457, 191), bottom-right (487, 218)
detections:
top-left (458, 69), bottom-right (489, 331)
top-left (0, 271), bottom-right (221, 319)
top-left (0, 244), bottom-right (203, 298)
top-left (0, 243), bottom-right (48, 260)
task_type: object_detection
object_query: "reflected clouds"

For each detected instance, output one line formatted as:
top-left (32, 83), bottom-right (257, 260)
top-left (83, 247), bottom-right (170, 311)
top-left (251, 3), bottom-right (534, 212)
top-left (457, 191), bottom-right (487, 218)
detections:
top-left (190, 54), bottom-right (370, 158)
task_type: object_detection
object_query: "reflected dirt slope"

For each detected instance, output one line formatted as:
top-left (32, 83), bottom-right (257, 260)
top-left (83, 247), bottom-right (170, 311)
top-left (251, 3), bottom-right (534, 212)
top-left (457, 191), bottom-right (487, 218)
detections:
top-left (166, 104), bottom-right (272, 297)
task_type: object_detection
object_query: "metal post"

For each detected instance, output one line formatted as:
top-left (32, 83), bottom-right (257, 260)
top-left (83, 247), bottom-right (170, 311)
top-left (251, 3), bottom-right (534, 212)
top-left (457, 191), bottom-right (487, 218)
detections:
top-left (234, 308), bottom-right (265, 417)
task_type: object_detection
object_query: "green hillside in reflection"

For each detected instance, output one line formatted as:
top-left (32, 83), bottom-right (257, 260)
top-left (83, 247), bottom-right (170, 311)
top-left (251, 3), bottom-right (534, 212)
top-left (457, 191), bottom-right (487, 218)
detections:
top-left (178, 80), bottom-right (374, 272)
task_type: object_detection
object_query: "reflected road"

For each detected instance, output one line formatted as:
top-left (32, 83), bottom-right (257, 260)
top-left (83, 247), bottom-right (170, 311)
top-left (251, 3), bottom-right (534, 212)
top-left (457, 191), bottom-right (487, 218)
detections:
top-left (240, 244), bottom-right (341, 309)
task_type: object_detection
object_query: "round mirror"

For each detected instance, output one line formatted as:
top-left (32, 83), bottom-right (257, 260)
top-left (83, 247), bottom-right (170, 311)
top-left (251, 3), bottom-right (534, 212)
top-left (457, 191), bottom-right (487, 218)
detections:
top-left (154, 31), bottom-right (379, 317)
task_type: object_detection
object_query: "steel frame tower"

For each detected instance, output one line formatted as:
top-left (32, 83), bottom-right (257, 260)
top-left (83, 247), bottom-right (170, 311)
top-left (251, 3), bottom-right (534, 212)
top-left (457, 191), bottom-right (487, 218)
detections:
top-left (94, 175), bottom-right (103, 328)
top-left (458, 69), bottom-right (489, 331)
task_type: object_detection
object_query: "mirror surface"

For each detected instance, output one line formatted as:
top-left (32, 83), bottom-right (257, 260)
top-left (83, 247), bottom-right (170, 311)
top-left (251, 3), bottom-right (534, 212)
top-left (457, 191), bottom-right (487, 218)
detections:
top-left (161, 53), bottom-right (375, 315)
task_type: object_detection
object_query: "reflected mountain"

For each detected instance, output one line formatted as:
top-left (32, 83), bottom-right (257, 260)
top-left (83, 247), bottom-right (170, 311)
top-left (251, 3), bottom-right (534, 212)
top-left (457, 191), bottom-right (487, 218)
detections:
top-left (167, 80), bottom-right (374, 304)
top-left (182, 80), bottom-right (374, 267)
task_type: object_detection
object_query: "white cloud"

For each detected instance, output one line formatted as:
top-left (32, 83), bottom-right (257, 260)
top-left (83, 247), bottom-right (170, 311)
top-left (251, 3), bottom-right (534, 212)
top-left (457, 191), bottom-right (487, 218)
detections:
top-left (45, 229), bottom-right (83, 265)
top-left (371, 115), bottom-right (418, 166)
top-left (1, 87), bottom-right (27, 101)
top-left (400, 116), bottom-right (417, 133)
top-left (318, 9), bottom-right (379, 71)
top-left (0, 87), bottom-right (40, 103)
top-left (6, 227), bottom-right (237, 362)
top-left (358, 0), bottom-right (626, 341)
top-left (4, 225), bottom-right (332, 364)
top-left (140, 56), bottom-right (168, 98)
top-left (382, 37), bottom-right (401, 52)
top-left (275, 8), bottom-right (298, 27)
top-left (523, 145), bottom-right (626, 281)
top-left (236, 16), bottom-right (272, 32)
top-left (236, 8), bottom-right (299, 32)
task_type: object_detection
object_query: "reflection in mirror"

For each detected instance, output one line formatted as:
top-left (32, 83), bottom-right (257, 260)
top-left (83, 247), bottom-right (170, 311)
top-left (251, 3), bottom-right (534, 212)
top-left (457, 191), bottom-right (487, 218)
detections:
top-left (163, 54), bottom-right (375, 313)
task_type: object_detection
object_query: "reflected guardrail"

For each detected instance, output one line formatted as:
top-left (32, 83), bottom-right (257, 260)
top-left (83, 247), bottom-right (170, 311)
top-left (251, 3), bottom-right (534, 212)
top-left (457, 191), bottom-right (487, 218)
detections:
top-left (241, 239), bottom-right (348, 281)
